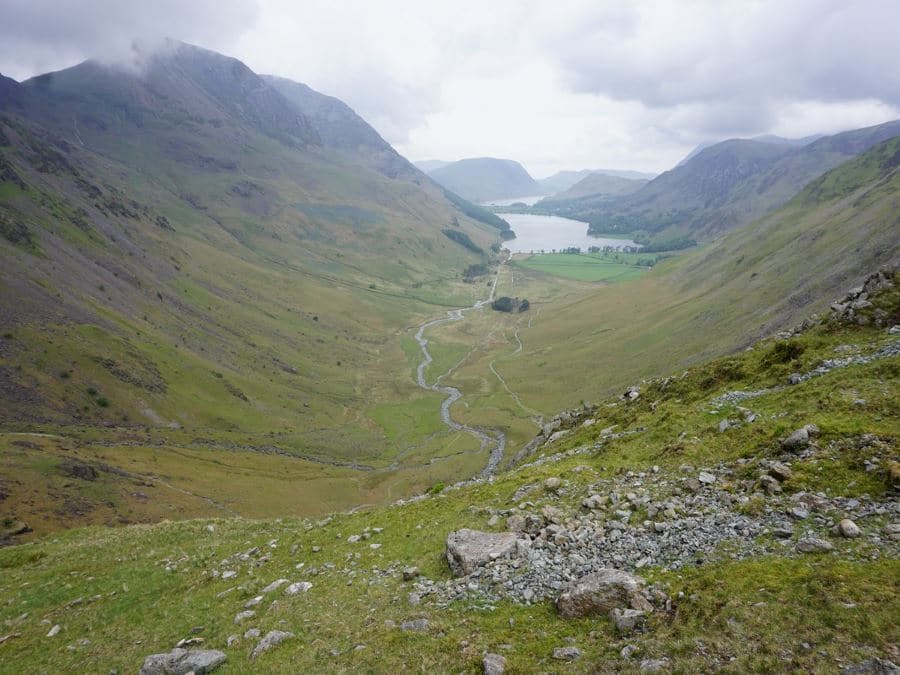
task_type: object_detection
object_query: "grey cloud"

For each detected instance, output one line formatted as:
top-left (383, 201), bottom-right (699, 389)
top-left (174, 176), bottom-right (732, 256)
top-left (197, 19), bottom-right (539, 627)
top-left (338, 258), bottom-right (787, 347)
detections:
top-left (553, 1), bottom-right (900, 109)
top-left (0, 0), bottom-right (258, 80)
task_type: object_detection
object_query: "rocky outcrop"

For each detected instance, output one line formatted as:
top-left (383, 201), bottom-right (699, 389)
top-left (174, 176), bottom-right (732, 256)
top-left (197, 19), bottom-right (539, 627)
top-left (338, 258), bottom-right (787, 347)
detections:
top-left (446, 529), bottom-right (518, 577)
top-left (139, 648), bottom-right (226, 674)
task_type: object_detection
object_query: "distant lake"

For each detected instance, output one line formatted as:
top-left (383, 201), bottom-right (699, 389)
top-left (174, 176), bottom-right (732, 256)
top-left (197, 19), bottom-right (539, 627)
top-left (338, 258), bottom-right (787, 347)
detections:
top-left (481, 195), bottom-right (546, 207)
top-left (498, 212), bottom-right (639, 254)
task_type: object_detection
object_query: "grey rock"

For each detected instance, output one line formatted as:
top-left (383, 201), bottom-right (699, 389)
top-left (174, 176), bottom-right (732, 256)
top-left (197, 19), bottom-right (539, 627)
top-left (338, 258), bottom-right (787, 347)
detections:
top-left (769, 462), bottom-right (793, 482)
top-left (250, 630), bottom-right (294, 660)
top-left (611, 607), bottom-right (647, 633)
top-left (400, 619), bottom-right (429, 632)
top-left (46, 624), bottom-right (61, 637)
top-left (556, 568), bottom-right (647, 619)
top-left (284, 581), bottom-right (312, 595)
top-left (553, 646), bottom-right (582, 661)
top-left (483, 652), bottom-right (507, 674)
top-left (698, 471), bottom-right (716, 485)
top-left (402, 566), bottom-right (420, 581)
top-left (838, 519), bottom-right (861, 538)
top-left (790, 506), bottom-right (809, 520)
top-left (244, 596), bottom-right (263, 609)
top-left (233, 610), bottom-right (255, 624)
top-left (840, 658), bottom-right (900, 674)
top-left (543, 477), bottom-right (562, 491)
top-left (243, 628), bottom-right (261, 639)
top-left (446, 529), bottom-right (518, 577)
top-left (260, 578), bottom-right (289, 594)
top-left (796, 538), bottom-right (833, 553)
top-left (139, 648), bottom-right (227, 675)
top-left (506, 514), bottom-right (526, 532)
top-left (782, 427), bottom-right (810, 450)
top-left (621, 644), bottom-right (639, 659)
top-left (788, 373), bottom-right (802, 385)
top-left (640, 658), bottom-right (670, 673)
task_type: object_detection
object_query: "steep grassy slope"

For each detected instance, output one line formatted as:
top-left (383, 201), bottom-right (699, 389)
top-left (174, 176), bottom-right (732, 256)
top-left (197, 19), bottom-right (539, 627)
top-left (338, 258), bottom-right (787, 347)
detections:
top-left (574, 120), bottom-right (900, 243)
top-left (0, 44), bottom-right (510, 514)
top-left (0, 292), bottom-right (896, 672)
top-left (444, 138), bottom-right (900, 428)
top-left (428, 158), bottom-right (540, 203)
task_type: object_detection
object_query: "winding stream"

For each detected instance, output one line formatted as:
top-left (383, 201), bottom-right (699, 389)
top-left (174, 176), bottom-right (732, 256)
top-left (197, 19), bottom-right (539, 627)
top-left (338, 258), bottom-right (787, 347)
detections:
top-left (414, 271), bottom-right (506, 476)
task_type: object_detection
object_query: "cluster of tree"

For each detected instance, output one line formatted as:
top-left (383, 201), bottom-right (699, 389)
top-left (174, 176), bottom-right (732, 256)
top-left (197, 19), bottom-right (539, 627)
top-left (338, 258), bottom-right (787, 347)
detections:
top-left (442, 228), bottom-right (482, 253)
top-left (463, 263), bottom-right (489, 280)
top-left (491, 296), bottom-right (529, 313)
top-left (634, 235), bottom-right (697, 252)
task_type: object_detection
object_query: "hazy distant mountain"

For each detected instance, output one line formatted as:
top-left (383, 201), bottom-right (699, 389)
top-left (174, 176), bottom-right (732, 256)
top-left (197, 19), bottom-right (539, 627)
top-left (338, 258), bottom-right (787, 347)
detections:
top-left (576, 119), bottom-right (900, 241)
top-left (414, 159), bottom-right (452, 173)
top-left (540, 173), bottom-right (647, 203)
top-left (427, 157), bottom-right (540, 202)
top-left (537, 168), bottom-right (655, 195)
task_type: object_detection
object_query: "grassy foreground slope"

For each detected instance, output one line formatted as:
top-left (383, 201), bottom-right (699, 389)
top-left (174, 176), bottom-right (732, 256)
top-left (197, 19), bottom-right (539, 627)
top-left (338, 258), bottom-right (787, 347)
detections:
top-left (464, 137), bottom-right (900, 422)
top-left (0, 279), bottom-right (896, 673)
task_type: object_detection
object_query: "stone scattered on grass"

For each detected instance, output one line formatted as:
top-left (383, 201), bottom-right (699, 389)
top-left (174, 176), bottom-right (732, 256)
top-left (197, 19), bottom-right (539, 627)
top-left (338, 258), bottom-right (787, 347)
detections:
top-left (250, 630), bottom-right (294, 660)
top-left (837, 519), bottom-right (861, 538)
top-left (139, 648), bottom-right (226, 675)
top-left (552, 646), bottom-right (582, 661)
top-left (483, 652), bottom-right (507, 674)
top-left (400, 618), bottom-right (429, 632)
top-left (285, 582), bottom-right (312, 595)
top-left (796, 538), bottom-right (834, 553)
top-left (260, 579), bottom-right (289, 594)
top-left (233, 610), bottom-right (255, 624)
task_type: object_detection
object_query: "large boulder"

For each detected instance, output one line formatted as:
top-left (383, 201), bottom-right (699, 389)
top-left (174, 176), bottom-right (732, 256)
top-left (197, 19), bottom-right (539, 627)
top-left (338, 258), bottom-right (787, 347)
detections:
top-left (556, 569), bottom-right (648, 619)
top-left (446, 529), bottom-right (518, 577)
top-left (139, 648), bottom-right (226, 675)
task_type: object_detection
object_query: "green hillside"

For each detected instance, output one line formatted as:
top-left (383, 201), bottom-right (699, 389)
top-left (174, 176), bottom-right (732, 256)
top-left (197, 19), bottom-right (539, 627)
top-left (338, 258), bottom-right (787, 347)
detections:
top-left (0, 43), bottom-right (511, 523)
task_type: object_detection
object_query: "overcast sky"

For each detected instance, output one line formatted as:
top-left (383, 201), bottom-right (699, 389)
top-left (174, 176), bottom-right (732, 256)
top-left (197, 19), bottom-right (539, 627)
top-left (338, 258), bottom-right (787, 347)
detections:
top-left (2, 0), bottom-right (899, 177)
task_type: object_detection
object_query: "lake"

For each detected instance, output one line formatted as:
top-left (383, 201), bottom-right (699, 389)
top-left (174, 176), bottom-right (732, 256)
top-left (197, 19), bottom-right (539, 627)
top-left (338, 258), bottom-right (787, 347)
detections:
top-left (498, 212), bottom-right (639, 254)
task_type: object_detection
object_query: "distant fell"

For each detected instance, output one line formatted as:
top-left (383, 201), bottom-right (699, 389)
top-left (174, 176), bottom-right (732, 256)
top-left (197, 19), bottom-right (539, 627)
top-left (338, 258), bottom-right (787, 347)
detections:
top-left (575, 119), bottom-right (900, 242)
top-left (541, 172), bottom-right (647, 202)
top-left (428, 157), bottom-right (540, 202)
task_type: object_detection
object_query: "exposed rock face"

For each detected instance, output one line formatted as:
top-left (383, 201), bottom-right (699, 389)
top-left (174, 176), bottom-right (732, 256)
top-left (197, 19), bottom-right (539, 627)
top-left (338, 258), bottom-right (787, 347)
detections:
top-left (446, 529), bottom-right (518, 577)
top-left (556, 569), bottom-right (647, 619)
top-left (139, 648), bottom-right (226, 674)
top-left (250, 630), bottom-right (294, 660)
